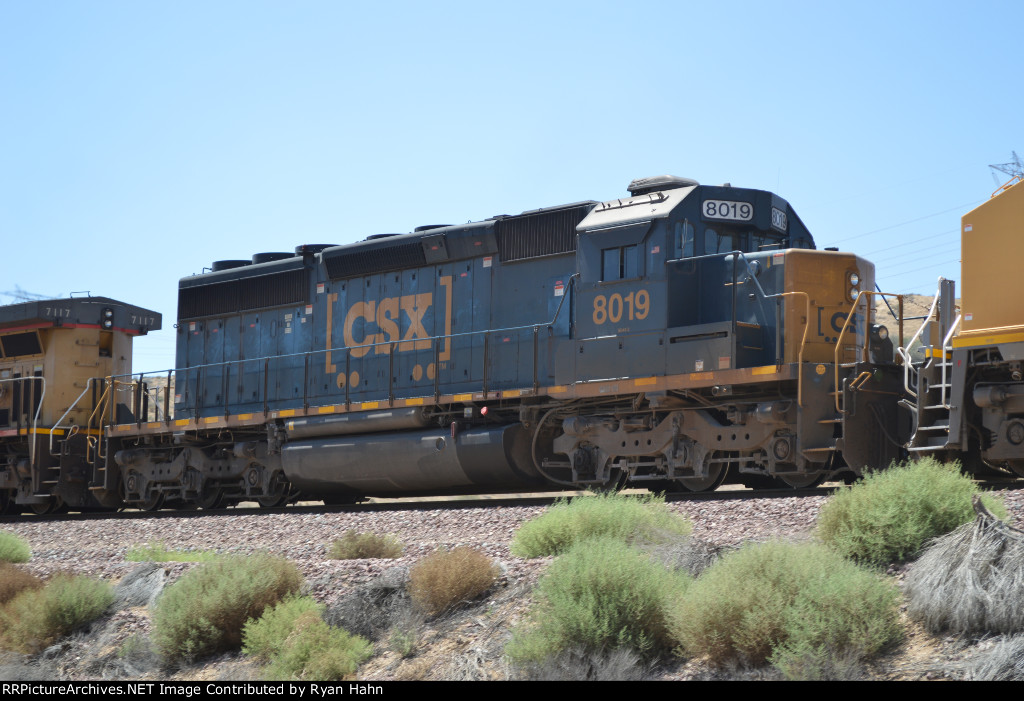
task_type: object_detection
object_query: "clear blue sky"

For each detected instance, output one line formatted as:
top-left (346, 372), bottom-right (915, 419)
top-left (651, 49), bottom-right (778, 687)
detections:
top-left (1, 1), bottom-right (1020, 370)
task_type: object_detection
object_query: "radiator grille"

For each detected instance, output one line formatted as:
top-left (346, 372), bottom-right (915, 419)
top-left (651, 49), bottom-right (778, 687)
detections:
top-left (178, 269), bottom-right (309, 320)
top-left (323, 242), bottom-right (426, 280)
top-left (496, 204), bottom-right (593, 262)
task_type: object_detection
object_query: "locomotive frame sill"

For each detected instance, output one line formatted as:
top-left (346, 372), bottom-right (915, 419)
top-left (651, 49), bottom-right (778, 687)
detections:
top-left (105, 363), bottom-right (800, 439)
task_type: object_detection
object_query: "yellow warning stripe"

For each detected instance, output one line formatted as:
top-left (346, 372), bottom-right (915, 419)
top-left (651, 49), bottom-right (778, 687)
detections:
top-left (106, 364), bottom-right (800, 437)
top-left (952, 330), bottom-right (1024, 349)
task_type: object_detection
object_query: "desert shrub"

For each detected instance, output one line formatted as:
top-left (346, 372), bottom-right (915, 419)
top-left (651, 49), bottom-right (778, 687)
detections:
top-left (152, 553), bottom-right (303, 662)
top-left (126, 541), bottom-right (217, 562)
top-left (816, 457), bottom-right (1006, 566)
top-left (507, 537), bottom-right (690, 665)
top-left (243, 595), bottom-right (324, 661)
top-left (670, 541), bottom-right (901, 673)
top-left (407, 547), bottom-right (498, 617)
top-left (905, 503), bottom-right (1024, 635)
top-left (0, 562), bottom-right (43, 605)
top-left (0, 531), bottom-right (30, 563)
top-left (389, 627), bottom-right (418, 658)
top-left (261, 611), bottom-right (372, 681)
top-left (511, 492), bottom-right (692, 558)
top-left (327, 531), bottom-right (403, 560)
top-left (0, 574), bottom-right (114, 654)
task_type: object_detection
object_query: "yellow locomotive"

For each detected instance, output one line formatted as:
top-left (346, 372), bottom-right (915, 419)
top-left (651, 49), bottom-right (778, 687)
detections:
top-left (0, 297), bottom-right (160, 513)
top-left (907, 177), bottom-right (1024, 476)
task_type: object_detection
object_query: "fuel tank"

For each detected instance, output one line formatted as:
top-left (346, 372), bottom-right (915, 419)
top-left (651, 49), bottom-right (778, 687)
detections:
top-left (280, 423), bottom-right (545, 497)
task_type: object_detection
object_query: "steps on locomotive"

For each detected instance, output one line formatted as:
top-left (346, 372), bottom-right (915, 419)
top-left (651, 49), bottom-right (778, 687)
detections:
top-left (908, 353), bottom-right (953, 454)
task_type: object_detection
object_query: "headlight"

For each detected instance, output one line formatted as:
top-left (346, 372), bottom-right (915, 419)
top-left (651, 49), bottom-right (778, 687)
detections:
top-left (872, 324), bottom-right (889, 341)
top-left (849, 273), bottom-right (860, 287)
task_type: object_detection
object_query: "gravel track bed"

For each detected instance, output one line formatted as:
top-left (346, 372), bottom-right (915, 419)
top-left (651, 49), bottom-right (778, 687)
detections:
top-left (6, 488), bottom-right (1024, 681)
top-left (7, 487), bottom-right (1024, 599)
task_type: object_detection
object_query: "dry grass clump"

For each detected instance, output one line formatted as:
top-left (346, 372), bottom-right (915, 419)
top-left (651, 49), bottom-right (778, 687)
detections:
top-left (670, 541), bottom-right (902, 678)
top-left (816, 457), bottom-right (1006, 566)
top-left (905, 497), bottom-right (1024, 636)
top-left (325, 566), bottom-right (415, 641)
top-left (511, 492), bottom-right (692, 558)
top-left (966, 635), bottom-right (1024, 681)
top-left (0, 531), bottom-right (30, 563)
top-left (641, 537), bottom-right (725, 577)
top-left (152, 553), bottom-right (303, 662)
top-left (407, 547), bottom-right (499, 617)
top-left (0, 562), bottom-right (43, 605)
top-left (0, 573), bottom-right (114, 654)
top-left (327, 531), bottom-right (403, 560)
top-left (513, 647), bottom-right (651, 681)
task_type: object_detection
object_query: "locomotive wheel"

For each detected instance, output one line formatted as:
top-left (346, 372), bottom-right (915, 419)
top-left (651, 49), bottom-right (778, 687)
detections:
top-left (258, 493), bottom-right (292, 508)
top-left (197, 487), bottom-right (225, 510)
top-left (776, 472), bottom-right (826, 489)
top-left (138, 493), bottom-right (164, 512)
top-left (29, 496), bottom-right (63, 515)
top-left (258, 473), bottom-right (292, 508)
top-left (679, 451), bottom-right (731, 492)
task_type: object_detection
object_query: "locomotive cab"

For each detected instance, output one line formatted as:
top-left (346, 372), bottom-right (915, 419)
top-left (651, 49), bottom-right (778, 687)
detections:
top-left (564, 177), bottom-right (902, 489)
top-left (0, 297), bottom-right (161, 514)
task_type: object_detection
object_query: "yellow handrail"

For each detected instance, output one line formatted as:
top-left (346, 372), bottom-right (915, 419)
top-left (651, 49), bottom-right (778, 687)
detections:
top-left (85, 377), bottom-right (135, 462)
top-left (833, 290), bottom-right (904, 413)
top-left (770, 291), bottom-right (811, 407)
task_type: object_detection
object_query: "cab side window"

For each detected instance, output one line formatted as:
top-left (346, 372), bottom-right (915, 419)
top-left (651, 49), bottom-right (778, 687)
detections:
top-left (704, 228), bottom-right (731, 254)
top-left (601, 244), bottom-right (640, 281)
top-left (674, 220), bottom-right (695, 258)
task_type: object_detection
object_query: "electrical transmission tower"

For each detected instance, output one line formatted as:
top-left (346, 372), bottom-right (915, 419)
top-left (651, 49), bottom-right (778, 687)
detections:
top-left (990, 151), bottom-right (1024, 187)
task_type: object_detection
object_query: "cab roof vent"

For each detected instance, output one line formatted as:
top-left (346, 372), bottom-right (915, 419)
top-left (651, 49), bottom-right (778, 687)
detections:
top-left (627, 175), bottom-right (699, 197)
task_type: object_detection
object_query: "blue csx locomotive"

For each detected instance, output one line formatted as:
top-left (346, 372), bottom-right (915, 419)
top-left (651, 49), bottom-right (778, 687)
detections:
top-left (1, 175), bottom-right (907, 512)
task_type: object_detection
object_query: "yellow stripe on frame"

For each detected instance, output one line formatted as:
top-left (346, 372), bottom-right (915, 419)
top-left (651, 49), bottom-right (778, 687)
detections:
top-left (19, 428), bottom-right (67, 436)
top-left (952, 330), bottom-right (1024, 349)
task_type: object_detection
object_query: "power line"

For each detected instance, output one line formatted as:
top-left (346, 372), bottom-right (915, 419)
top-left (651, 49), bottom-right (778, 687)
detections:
top-left (859, 228), bottom-right (959, 257)
top-left (830, 200), bottom-right (984, 245)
